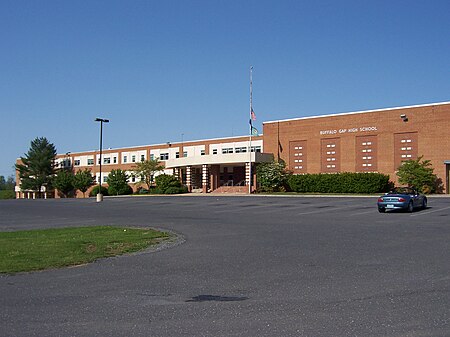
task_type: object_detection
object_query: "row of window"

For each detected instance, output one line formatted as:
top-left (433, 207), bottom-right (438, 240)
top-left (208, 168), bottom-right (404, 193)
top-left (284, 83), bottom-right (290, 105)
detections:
top-left (212, 146), bottom-right (262, 155)
top-left (73, 145), bottom-right (263, 167)
top-left (74, 155), bottom-right (144, 167)
top-left (98, 175), bottom-right (145, 183)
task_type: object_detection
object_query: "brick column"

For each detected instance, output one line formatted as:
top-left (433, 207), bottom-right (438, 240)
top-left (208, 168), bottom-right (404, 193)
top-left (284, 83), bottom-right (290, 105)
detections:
top-left (186, 166), bottom-right (192, 192)
top-left (209, 165), bottom-right (220, 192)
top-left (202, 164), bottom-right (209, 193)
top-left (245, 162), bottom-right (251, 188)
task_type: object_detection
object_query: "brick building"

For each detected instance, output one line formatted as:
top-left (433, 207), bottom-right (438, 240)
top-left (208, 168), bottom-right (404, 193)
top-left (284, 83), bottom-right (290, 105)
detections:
top-left (15, 101), bottom-right (450, 197)
top-left (263, 101), bottom-right (450, 192)
top-left (15, 135), bottom-right (270, 198)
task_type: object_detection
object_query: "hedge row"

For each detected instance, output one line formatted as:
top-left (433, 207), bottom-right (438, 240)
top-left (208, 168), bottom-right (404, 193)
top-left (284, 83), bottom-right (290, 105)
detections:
top-left (287, 172), bottom-right (391, 194)
top-left (0, 190), bottom-right (15, 199)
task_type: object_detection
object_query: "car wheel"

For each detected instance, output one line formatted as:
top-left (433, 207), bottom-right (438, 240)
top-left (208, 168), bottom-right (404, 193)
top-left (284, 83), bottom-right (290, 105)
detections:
top-left (407, 201), bottom-right (414, 213)
top-left (378, 207), bottom-right (385, 213)
top-left (422, 198), bottom-right (427, 209)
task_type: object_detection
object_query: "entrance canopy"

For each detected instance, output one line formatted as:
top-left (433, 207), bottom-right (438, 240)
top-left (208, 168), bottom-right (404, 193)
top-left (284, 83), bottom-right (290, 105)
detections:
top-left (165, 152), bottom-right (273, 169)
top-left (165, 152), bottom-right (273, 193)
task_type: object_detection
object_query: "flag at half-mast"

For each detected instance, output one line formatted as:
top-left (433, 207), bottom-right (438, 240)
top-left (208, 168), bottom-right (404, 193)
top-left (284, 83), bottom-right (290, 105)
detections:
top-left (249, 107), bottom-right (258, 135)
top-left (251, 107), bottom-right (256, 121)
top-left (249, 108), bottom-right (256, 126)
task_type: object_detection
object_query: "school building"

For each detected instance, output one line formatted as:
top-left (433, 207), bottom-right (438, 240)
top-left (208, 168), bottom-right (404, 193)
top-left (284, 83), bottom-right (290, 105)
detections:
top-left (15, 101), bottom-right (450, 198)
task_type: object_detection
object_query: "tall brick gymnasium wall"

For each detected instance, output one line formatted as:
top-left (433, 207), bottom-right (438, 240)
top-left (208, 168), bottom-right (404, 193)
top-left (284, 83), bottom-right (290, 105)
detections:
top-left (263, 103), bottom-right (450, 192)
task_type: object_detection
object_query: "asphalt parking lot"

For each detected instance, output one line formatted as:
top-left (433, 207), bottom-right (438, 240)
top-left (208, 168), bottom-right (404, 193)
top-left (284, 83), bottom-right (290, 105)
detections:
top-left (1, 195), bottom-right (450, 337)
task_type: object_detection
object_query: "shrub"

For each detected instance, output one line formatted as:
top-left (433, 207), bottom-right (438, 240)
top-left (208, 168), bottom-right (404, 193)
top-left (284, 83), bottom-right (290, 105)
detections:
top-left (108, 184), bottom-right (133, 196)
top-left (0, 190), bottom-right (15, 199)
top-left (256, 160), bottom-right (291, 192)
top-left (164, 186), bottom-right (189, 194)
top-left (155, 174), bottom-right (181, 192)
top-left (136, 187), bottom-right (149, 194)
top-left (288, 172), bottom-right (391, 194)
top-left (89, 185), bottom-right (109, 197)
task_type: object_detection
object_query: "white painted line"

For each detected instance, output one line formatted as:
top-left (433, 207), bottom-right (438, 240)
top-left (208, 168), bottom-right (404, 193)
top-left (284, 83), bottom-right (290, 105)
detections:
top-left (349, 209), bottom-right (376, 216)
top-left (295, 206), bottom-right (348, 216)
top-left (410, 205), bottom-right (450, 217)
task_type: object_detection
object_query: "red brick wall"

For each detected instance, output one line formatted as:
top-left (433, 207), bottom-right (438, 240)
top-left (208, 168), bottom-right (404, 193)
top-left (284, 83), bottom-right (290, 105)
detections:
top-left (263, 102), bottom-right (450, 192)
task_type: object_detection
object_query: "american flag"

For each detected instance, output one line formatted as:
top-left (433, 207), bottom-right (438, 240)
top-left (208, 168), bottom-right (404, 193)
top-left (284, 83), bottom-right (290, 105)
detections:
top-left (250, 108), bottom-right (256, 121)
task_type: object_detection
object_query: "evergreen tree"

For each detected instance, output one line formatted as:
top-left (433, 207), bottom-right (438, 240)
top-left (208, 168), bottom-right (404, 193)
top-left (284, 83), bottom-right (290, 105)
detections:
top-left (15, 137), bottom-right (57, 196)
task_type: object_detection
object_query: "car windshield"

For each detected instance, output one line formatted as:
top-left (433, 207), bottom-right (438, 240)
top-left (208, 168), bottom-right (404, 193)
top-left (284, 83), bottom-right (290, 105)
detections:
top-left (389, 187), bottom-right (414, 195)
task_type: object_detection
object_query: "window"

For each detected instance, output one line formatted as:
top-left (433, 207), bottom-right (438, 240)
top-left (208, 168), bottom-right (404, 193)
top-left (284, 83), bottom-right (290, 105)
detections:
top-left (183, 151), bottom-right (187, 157)
top-left (103, 176), bottom-right (107, 183)
top-left (212, 149), bottom-right (218, 155)
top-left (113, 157), bottom-right (117, 164)
top-left (201, 150), bottom-right (205, 156)
top-left (74, 160), bottom-right (80, 166)
top-left (104, 157), bottom-right (111, 164)
top-left (123, 156), bottom-right (127, 163)
top-left (87, 158), bottom-right (94, 165)
top-left (176, 152), bottom-right (180, 158)
top-left (251, 146), bottom-right (262, 153)
top-left (141, 154), bottom-right (145, 162)
top-left (131, 155), bottom-right (136, 163)
top-left (150, 154), bottom-right (154, 160)
top-left (160, 153), bottom-right (169, 160)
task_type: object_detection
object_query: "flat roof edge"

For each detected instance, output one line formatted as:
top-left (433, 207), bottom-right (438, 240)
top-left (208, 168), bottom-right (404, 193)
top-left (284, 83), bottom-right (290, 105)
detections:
top-left (263, 101), bottom-right (450, 125)
top-left (57, 134), bottom-right (264, 156)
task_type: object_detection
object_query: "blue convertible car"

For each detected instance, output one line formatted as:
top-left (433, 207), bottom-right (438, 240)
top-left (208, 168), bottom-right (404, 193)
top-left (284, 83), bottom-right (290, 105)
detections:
top-left (377, 187), bottom-right (427, 213)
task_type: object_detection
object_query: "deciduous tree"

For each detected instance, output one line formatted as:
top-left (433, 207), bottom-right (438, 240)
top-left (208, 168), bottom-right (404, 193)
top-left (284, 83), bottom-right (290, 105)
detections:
top-left (133, 159), bottom-right (165, 190)
top-left (53, 169), bottom-right (75, 197)
top-left (106, 169), bottom-right (132, 195)
top-left (396, 156), bottom-right (439, 193)
top-left (0, 175), bottom-right (15, 190)
top-left (74, 169), bottom-right (95, 198)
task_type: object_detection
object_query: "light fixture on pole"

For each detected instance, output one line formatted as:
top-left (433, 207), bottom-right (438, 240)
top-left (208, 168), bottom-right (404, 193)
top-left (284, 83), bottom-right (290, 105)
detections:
top-left (95, 118), bottom-right (109, 202)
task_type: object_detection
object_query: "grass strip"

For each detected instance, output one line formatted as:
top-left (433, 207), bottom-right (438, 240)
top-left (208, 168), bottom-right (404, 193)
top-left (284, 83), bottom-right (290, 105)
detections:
top-left (0, 226), bottom-right (169, 273)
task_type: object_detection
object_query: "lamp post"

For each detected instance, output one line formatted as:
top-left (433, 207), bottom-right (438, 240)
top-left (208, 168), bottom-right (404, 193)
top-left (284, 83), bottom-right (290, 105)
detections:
top-left (95, 118), bottom-right (109, 202)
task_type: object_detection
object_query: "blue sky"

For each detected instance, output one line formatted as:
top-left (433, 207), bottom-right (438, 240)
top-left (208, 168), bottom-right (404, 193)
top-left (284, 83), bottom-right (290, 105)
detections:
top-left (1, 0), bottom-right (449, 178)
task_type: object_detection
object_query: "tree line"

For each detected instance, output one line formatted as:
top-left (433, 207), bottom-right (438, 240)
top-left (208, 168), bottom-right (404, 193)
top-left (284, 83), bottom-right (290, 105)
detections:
top-left (0, 175), bottom-right (15, 191)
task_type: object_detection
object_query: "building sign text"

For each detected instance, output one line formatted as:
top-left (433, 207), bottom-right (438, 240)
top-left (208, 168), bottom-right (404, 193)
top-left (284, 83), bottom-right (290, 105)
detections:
top-left (320, 126), bottom-right (378, 136)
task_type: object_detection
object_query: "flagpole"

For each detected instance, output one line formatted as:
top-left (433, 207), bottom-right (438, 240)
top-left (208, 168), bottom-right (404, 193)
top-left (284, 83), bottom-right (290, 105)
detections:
top-left (249, 66), bottom-right (253, 194)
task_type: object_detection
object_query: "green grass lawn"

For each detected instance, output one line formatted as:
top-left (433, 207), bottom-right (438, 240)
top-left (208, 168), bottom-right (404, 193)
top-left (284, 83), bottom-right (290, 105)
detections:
top-left (0, 226), bottom-right (170, 273)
